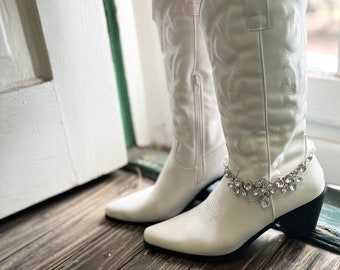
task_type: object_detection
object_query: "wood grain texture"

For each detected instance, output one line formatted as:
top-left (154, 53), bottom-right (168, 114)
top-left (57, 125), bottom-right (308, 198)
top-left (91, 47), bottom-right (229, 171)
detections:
top-left (0, 170), bottom-right (339, 270)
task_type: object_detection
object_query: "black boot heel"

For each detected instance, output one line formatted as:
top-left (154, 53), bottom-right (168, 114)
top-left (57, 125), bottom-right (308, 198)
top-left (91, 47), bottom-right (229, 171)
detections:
top-left (274, 188), bottom-right (326, 238)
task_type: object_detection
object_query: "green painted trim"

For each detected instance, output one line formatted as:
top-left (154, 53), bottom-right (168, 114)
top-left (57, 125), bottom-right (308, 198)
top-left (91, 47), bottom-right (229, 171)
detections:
top-left (103, 0), bottom-right (135, 147)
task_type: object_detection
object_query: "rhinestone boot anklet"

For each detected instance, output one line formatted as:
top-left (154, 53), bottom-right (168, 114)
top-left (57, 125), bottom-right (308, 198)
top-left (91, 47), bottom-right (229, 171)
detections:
top-left (224, 152), bottom-right (315, 208)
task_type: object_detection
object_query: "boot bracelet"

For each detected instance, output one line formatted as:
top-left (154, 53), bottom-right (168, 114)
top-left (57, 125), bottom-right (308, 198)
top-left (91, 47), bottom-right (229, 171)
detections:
top-left (224, 151), bottom-right (315, 208)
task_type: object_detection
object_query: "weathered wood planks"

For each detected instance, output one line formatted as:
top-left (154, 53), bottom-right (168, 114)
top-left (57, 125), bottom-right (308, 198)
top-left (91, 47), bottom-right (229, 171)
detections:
top-left (0, 170), bottom-right (339, 270)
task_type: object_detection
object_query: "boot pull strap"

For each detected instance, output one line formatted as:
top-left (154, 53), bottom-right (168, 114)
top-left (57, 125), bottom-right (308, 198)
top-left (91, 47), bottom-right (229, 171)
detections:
top-left (245, 0), bottom-right (270, 31)
top-left (184, 0), bottom-right (201, 16)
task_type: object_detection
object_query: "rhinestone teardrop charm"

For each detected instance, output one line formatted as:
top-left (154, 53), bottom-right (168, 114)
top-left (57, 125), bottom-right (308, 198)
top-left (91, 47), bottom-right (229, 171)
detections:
top-left (260, 196), bottom-right (270, 208)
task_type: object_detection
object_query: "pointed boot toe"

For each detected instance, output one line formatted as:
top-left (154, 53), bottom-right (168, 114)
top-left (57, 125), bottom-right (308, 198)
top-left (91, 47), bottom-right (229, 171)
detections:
top-left (105, 187), bottom-right (156, 222)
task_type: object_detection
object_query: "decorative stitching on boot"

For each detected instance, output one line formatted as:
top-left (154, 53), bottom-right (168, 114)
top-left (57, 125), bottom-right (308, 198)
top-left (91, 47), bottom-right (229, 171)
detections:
top-left (184, 0), bottom-right (201, 15)
top-left (245, 0), bottom-right (270, 31)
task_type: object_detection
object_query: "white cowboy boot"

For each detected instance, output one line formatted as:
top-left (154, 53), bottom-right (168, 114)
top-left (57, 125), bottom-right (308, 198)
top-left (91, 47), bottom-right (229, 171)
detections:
top-left (105, 0), bottom-right (226, 222)
top-left (144, 0), bottom-right (326, 259)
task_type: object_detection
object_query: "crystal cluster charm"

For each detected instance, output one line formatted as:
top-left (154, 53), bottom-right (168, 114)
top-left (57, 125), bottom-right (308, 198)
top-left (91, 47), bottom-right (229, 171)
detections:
top-left (225, 152), bottom-right (314, 208)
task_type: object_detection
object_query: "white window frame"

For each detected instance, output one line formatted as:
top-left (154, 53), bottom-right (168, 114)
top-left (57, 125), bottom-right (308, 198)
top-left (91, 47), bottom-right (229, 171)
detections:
top-left (307, 72), bottom-right (340, 187)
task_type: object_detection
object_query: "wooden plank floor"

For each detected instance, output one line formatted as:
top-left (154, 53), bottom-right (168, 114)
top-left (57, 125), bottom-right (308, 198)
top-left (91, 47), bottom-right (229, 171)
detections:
top-left (0, 170), bottom-right (339, 270)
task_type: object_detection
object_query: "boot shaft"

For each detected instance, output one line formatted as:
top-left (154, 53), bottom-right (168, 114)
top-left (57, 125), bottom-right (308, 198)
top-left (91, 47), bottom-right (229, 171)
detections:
top-left (201, 0), bottom-right (308, 180)
top-left (153, 0), bottom-right (225, 173)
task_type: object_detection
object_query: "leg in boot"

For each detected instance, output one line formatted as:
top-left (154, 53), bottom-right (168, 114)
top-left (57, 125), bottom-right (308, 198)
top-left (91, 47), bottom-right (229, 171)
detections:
top-left (144, 0), bottom-right (325, 259)
top-left (105, 0), bottom-right (226, 223)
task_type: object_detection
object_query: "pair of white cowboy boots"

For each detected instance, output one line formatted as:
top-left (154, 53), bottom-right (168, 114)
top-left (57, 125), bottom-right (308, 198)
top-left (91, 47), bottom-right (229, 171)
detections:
top-left (106, 0), bottom-right (325, 260)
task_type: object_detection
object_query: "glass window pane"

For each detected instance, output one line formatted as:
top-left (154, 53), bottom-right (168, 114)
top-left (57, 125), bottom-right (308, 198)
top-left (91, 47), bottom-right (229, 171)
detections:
top-left (307, 0), bottom-right (340, 73)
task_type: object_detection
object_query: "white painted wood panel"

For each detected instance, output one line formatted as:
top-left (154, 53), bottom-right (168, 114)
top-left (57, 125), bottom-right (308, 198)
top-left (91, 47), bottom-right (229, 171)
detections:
top-left (0, 0), bottom-right (51, 92)
top-left (0, 0), bottom-right (34, 91)
top-left (0, 82), bottom-right (76, 218)
top-left (0, 0), bottom-right (127, 219)
top-left (36, 0), bottom-right (127, 183)
top-left (0, 9), bottom-right (10, 57)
